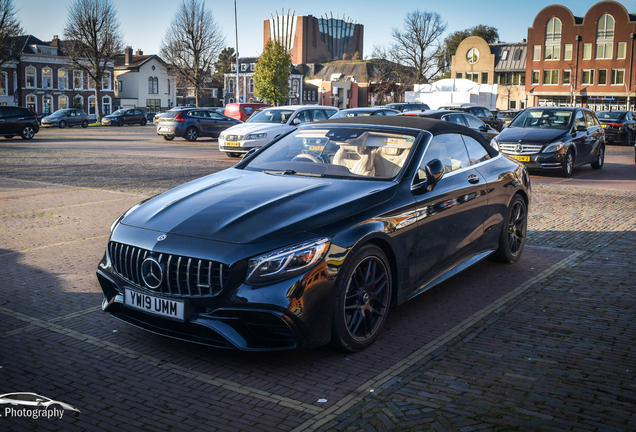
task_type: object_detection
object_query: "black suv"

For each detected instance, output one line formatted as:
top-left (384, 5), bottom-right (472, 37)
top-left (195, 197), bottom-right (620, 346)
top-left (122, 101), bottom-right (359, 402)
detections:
top-left (440, 105), bottom-right (504, 131)
top-left (0, 106), bottom-right (39, 140)
top-left (491, 107), bottom-right (605, 177)
top-left (384, 102), bottom-right (430, 112)
top-left (101, 109), bottom-right (147, 126)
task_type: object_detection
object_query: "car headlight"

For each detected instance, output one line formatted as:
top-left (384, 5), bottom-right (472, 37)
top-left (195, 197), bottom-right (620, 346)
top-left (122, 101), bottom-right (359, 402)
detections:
top-left (543, 141), bottom-right (564, 153)
top-left (490, 137), bottom-right (499, 151)
top-left (246, 133), bottom-right (267, 140)
top-left (246, 238), bottom-right (331, 285)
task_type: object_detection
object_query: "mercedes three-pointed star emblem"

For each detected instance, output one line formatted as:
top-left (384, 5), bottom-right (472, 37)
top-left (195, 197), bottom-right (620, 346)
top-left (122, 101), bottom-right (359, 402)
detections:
top-left (141, 257), bottom-right (164, 290)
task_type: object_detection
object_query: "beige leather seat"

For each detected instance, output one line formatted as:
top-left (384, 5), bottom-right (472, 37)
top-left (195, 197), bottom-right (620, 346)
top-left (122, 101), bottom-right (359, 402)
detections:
top-left (374, 147), bottom-right (409, 178)
top-left (332, 145), bottom-right (376, 176)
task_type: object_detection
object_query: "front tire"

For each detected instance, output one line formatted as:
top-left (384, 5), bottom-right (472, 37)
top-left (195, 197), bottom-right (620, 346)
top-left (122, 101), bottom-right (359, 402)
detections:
top-left (185, 127), bottom-right (198, 142)
top-left (21, 126), bottom-right (35, 140)
top-left (117, 119), bottom-right (124, 127)
top-left (591, 145), bottom-right (604, 169)
top-left (490, 194), bottom-right (527, 263)
top-left (82, 120), bottom-right (88, 128)
top-left (561, 150), bottom-right (574, 177)
top-left (59, 120), bottom-right (66, 129)
top-left (162, 136), bottom-right (174, 141)
top-left (140, 119), bottom-right (147, 126)
top-left (331, 244), bottom-right (392, 352)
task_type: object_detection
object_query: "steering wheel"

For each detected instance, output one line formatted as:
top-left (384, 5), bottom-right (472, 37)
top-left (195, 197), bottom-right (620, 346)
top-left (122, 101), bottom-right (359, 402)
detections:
top-left (292, 154), bottom-right (323, 163)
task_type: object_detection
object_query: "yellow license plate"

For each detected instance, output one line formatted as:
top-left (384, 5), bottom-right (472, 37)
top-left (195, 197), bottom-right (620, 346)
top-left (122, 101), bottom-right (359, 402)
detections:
top-left (225, 142), bottom-right (240, 147)
top-left (601, 124), bottom-right (607, 128)
top-left (509, 155), bottom-right (530, 162)
top-left (309, 145), bottom-right (324, 151)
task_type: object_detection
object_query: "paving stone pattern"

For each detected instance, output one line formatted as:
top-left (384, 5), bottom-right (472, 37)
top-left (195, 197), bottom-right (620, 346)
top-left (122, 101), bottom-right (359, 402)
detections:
top-left (0, 142), bottom-right (635, 431)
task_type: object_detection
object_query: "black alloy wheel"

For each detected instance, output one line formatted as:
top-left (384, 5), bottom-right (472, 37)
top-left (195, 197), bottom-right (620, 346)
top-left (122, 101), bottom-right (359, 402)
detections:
top-left (591, 145), bottom-right (605, 169)
top-left (185, 127), bottom-right (198, 142)
top-left (59, 120), bottom-right (66, 128)
top-left (490, 194), bottom-right (527, 263)
top-left (331, 244), bottom-right (392, 352)
top-left (561, 150), bottom-right (574, 178)
top-left (163, 136), bottom-right (174, 141)
top-left (140, 118), bottom-right (147, 126)
top-left (21, 126), bottom-right (35, 140)
top-left (117, 119), bottom-right (124, 127)
top-left (82, 120), bottom-right (88, 128)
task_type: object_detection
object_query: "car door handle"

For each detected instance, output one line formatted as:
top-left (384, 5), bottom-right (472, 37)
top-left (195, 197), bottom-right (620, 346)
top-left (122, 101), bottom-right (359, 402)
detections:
top-left (467, 174), bottom-right (480, 184)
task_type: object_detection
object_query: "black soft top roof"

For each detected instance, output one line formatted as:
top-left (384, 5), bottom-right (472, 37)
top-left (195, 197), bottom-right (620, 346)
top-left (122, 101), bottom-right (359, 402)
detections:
top-left (314, 115), bottom-right (498, 157)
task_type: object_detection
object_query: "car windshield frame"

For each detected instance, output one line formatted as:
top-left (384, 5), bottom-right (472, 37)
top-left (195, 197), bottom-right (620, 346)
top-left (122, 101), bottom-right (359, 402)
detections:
top-left (508, 108), bottom-right (574, 130)
top-left (50, 109), bottom-right (69, 117)
top-left (241, 124), bottom-right (422, 181)
top-left (246, 108), bottom-right (296, 124)
top-left (110, 109), bottom-right (126, 116)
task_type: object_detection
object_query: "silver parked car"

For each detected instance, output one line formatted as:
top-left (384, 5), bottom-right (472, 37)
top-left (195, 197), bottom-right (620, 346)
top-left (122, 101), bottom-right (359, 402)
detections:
top-left (41, 109), bottom-right (89, 129)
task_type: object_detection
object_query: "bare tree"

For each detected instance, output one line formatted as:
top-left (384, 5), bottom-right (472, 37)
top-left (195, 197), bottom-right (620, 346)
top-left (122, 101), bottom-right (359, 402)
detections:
top-left (375, 10), bottom-right (446, 85)
top-left (0, 0), bottom-right (23, 68)
top-left (64, 0), bottom-right (124, 121)
top-left (160, 0), bottom-right (225, 107)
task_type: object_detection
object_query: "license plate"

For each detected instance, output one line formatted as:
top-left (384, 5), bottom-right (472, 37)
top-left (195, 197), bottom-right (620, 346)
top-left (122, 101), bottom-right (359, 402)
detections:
top-left (124, 288), bottom-right (184, 321)
top-left (509, 155), bottom-right (530, 162)
top-left (309, 145), bottom-right (325, 151)
top-left (601, 124), bottom-right (607, 128)
top-left (159, 127), bottom-right (169, 131)
top-left (225, 142), bottom-right (240, 147)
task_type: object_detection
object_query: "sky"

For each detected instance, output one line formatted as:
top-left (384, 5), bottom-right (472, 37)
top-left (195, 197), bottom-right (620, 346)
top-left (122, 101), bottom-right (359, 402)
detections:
top-left (16, 0), bottom-right (636, 59)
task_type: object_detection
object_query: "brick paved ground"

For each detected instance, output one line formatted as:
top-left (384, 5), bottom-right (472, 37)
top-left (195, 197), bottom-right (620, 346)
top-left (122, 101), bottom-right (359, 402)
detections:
top-left (0, 135), bottom-right (635, 431)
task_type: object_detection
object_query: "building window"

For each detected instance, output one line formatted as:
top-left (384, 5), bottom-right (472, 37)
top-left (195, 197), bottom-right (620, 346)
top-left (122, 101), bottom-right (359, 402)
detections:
top-left (509, 100), bottom-right (517, 109)
top-left (596, 14), bottom-right (614, 59)
top-left (228, 98), bottom-right (234, 103)
top-left (26, 94), bottom-right (36, 112)
top-left (88, 76), bottom-right (96, 90)
top-left (59, 95), bottom-right (68, 109)
top-left (73, 70), bottom-right (83, 90)
top-left (455, 72), bottom-right (462, 79)
top-left (611, 69), bottom-right (625, 85)
top-left (481, 72), bottom-right (488, 84)
top-left (466, 48), bottom-right (479, 64)
top-left (249, 78), bottom-right (254, 94)
top-left (563, 44), bottom-right (572, 61)
top-left (117, 81), bottom-right (123, 92)
top-left (102, 72), bottom-right (111, 90)
top-left (231, 64), bottom-right (236, 72)
top-left (167, 79), bottom-right (170, 95)
top-left (241, 64), bottom-right (246, 71)
top-left (148, 77), bottom-right (158, 94)
top-left (42, 68), bottom-right (52, 89)
top-left (582, 43), bottom-right (592, 60)
top-left (617, 42), bottom-right (627, 59)
top-left (88, 95), bottom-right (96, 115)
top-left (598, 69), bottom-right (607, 85)
top-left (511, 72), bottom-right (524, 85)
top-left (532, 71), bottom-right (539, 85)
top-left (533, 45), bottom-right (541, 61)
top-left (102, 96), bottom-right (112, 115)
top-left (228, 78), bottom-right (234, 94)
top-left (250, 63), bottom-right (256, 71)
top-left (292, 79), bottom-right (299, 94)
top-left (543, 70), bottom-right (558, 85)
top-left (58, 69), bottom-right (68, 90)
top-left (0, 72), bottom-right (6, 95)
top-left (545, 17), bottom-right (561, 60)
top-left (563, 70), bottom-right (571, 85)
top-left (43, 94), bottom-right (52, 114)
top-left (581, 69), bottom-right (594, 85)
top-left (497, 73), bottom-right (507, 85)
top-left (501, 50), bottom-right (509, 60)
top-left (146, 99), bottom-right (161, 114)
top-left (26, 66), bottom-right (36, 88)
top-left (513, 49), bottom-right (523, 61)
top-left (74, 95), bottom-right (83, 109)
top-left (466, 72), bottom-right (479, 83)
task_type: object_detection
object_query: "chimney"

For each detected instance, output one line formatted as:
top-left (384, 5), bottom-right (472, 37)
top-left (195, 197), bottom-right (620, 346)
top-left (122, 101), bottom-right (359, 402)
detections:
top-left (521, 38), bottom-right (527, 43)
top-left (125, 46), bottom-right (133, 65)
top-left (135, 49), bottom-right (143, 56)
top-left (50, 35), bottom-right (58, 47)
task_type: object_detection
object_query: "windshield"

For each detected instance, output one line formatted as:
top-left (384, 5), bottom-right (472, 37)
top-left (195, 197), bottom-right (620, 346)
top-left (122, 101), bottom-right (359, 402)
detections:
top-left (330, 111), bottom-right (374, 118)
top-left (596, 111), bottom-right (624, 120)
top-left (243, 126), bottom-right (418, 180)
top-left (50, 110), bottom-right (69, 117)
top-left (509, 109), bottom-right (573, 129)
top-left (246, 109), bottom-right (295, 124)
top-left (111, 110), bottom-right (126, 116)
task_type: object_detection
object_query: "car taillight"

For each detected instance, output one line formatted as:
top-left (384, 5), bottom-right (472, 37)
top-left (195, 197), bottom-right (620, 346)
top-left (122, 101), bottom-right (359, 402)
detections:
top-left (174, 112), bottom-right (185, 122)
top-left (28, 115), bottom-right (37, 119)
top-left (607, 123), bottom-right (623, 127)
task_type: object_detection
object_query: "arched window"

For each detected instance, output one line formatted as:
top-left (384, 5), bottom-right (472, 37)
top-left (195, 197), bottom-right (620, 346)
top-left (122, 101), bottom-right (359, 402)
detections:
top-left (148, 77), bottom-right (158, 94)
top-left (545, 17), bottom-right (561, 60)
top-left (102, 95), bottom-right (112, 115)
top-left (58, 95), bottom-right (68, 109)
top-left (102, 72), bottom-right (111, 90)
top-left (42, 67), bottom-right (53, 89)
top-left (228, 98), bottom-right (234, 104)
top-left (26, 94), bottom-right (37, 112)
top-left (43, 94), bottom-right (52, 114)
top-left (596, 14), bottom-right (614, 59)
top-left (74, 95), bottom-right (83, 109)
top-left (58, 69), bottom-right (68, 90)
top-left (88, 95), bottom-right (96, 116)
top-left (466, 48), bottom-right (479, 64)
top-left (228, 78), bottom-right (234, 94)
top-left (26, 66), bottom-right (36, 88)
top-left (249, 78), bottom-right (254, 94)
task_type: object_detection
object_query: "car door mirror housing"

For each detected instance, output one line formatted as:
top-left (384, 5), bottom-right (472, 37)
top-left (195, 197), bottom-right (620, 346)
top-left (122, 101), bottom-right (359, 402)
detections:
top-left (413, 159), bottom-right (445, 194)
top-left (576, 125), bottom-right (587, 132)
top-left (291, 118), bottom-right (301, 125)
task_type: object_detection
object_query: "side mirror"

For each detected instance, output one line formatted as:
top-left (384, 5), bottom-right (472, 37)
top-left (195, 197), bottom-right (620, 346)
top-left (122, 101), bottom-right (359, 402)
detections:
top-left (291, 118), bottom-right (301, 125)
top-left (412, 159), bottom-right (444, 194)
top-left (576, 125), bottom-right (587, 132)
top-left (241, 147), bottom-right (258, 160)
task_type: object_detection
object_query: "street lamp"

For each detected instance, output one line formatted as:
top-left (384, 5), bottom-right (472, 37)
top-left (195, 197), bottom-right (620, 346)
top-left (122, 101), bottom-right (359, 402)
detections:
top-left (321, 87), bottom-right (325, 105)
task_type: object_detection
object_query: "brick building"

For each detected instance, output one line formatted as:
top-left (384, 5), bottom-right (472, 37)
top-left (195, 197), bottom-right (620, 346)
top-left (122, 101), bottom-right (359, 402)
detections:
top-left (7, 35), bottom-right (115, 118)
top-left (527, 0), bottom-right (636, 110)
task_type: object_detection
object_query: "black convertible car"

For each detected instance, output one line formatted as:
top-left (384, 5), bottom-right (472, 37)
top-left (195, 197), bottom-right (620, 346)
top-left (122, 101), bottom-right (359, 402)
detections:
top-left (97, 116), bottom-right (530, 352)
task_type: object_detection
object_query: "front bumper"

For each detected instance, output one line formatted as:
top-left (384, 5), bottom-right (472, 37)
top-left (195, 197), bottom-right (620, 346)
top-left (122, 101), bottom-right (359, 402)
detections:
top-left (501, 150), bottom-right (567, 171)
top-left (218, 137), bottom-right (268, 153)
top-left (96, 225), bottom-right (340, 351)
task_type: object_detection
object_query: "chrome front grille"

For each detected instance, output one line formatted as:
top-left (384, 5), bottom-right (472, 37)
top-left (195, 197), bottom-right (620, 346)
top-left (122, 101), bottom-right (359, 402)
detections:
top-left (224, 134), bottom-right (244, 141)
top-left (499, 143), bottom-right (544, 155)
top-left (108, 242), bottom-right (228, 297)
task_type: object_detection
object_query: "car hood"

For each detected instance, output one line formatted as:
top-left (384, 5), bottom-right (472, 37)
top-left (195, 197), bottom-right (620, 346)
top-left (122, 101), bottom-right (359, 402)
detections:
top-left (121, 168), bottom-right (397, 244)
top-left (222, 122), bottom-right (291, 136)
top-left (103, 114), bottom-right (122, 119)
top-left (43, 115), bottom-right (61, 120)
top-left (498, 127), bottom-right (568, 144)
